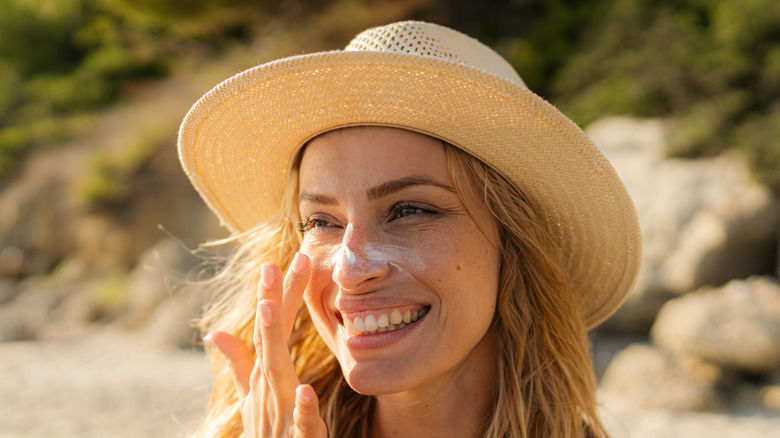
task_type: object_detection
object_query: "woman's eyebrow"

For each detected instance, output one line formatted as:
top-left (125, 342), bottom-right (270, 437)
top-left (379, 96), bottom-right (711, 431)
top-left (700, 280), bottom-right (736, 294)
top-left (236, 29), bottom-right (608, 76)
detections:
top-left (298, 176), bottom-right (456, 207)
top-left (298, 192), bottom-right (337, 206)
top-left (367, 176), bottom-right (456, 200)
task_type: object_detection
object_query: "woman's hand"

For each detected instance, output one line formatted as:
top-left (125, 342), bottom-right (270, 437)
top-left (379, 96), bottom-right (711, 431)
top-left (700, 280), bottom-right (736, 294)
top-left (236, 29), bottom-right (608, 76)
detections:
top-left (205, 252), bottom-right (327, 437)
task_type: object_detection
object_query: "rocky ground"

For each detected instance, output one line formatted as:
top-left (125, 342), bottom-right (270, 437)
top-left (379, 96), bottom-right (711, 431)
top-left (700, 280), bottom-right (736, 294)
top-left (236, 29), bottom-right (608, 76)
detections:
top-left (2, 329), bottom-right (779, 438)
top-left (599, 394), bottom-right (780, 438)
top-left (0, 329), bottom-right (210, 438)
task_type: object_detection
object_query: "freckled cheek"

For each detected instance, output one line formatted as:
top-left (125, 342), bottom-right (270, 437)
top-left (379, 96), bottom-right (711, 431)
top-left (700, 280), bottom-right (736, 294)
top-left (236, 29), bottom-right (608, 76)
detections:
top-left (441, 238), bottom-right (500, 305)
top-left (300, 244), bottom-right (338, 321)
top-left (300, 241), bottom-right (337, 275)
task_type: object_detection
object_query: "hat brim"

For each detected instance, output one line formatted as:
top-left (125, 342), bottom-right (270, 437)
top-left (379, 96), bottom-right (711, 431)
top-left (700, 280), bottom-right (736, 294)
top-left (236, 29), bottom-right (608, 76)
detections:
top-left (178, 50), bottom-right (641, 328)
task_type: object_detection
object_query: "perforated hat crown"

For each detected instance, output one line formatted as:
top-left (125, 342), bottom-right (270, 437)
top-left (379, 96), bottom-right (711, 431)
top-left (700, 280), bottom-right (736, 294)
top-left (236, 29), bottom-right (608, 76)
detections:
top-left (178, 21), bottom-right (642, 328)
top-left (345, 21), bottom-right (525, 86)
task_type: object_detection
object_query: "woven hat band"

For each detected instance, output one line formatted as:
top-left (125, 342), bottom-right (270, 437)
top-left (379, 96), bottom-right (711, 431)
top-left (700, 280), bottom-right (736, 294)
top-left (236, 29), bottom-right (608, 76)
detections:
top-left (345, 21), bottom-right (526, 87)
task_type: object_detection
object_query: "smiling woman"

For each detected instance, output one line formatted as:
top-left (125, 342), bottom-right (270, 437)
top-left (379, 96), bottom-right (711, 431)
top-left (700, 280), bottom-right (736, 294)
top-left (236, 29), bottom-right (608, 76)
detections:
top-left (178, 21), bottom-right (641, 438)
top-left (297, 127), bottom-right (500, 405)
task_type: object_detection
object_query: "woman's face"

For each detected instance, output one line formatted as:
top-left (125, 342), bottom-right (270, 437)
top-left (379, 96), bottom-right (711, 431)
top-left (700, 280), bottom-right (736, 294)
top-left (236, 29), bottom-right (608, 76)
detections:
top-left (297, 127), bottom-right (501, 395)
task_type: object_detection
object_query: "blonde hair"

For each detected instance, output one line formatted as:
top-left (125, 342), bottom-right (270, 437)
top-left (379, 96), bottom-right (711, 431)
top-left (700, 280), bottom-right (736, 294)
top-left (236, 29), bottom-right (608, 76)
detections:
top-left (190, 137), bottom-right (607, 438)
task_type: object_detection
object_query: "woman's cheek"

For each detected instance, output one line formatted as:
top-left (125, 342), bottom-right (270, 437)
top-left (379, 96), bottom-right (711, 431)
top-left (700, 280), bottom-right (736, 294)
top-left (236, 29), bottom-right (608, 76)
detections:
top-left (300, 242), bottom-right (337, 307)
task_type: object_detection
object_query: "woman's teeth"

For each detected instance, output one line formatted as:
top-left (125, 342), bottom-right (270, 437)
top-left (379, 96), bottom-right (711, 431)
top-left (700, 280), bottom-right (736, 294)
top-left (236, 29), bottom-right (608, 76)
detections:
top-left (345, 307), bottom-right (428, 335)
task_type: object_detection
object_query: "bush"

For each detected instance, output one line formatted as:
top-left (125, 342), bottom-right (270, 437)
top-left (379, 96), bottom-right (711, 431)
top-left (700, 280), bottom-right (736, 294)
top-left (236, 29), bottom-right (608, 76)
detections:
top-left (538, 0), bottom-right (780, 190)
top-left (0, 0), bottom-right (268, 178)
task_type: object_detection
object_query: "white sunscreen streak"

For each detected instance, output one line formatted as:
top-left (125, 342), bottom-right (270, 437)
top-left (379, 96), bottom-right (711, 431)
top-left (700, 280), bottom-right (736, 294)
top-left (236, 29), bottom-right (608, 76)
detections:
top-left (333, 224), bottom-right (357, 273)
top-left (364, 243), bottom-right (424, 275)
top-left (332, 223), bottom-right (425, 276)
top-left (341, 224), bottom-right (357, 265)
top-left (343, 242), bottom-right (357, 265)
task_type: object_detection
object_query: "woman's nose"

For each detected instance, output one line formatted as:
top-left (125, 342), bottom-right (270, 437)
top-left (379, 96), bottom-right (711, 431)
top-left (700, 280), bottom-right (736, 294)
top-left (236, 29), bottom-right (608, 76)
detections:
top-left (331, 224), bottom-right (390, 291)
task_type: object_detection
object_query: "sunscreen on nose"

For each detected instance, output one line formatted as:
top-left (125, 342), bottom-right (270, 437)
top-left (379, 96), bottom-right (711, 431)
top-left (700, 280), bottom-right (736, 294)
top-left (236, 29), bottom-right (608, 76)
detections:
top-left (342, 242), bottom-right (356, 265)
top-left (340, 224), bottom-right (357, 265)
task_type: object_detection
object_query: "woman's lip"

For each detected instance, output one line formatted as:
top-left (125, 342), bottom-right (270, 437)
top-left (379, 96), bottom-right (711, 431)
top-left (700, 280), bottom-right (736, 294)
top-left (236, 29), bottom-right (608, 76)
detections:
top-left (340, 312), bottom-right (425, 351)
top-left (339, 306), bottom-right (429, 335)
top-left (337, 304), bottom-right (429, 323)
top-left (336, 294), bottom-right (430, 310)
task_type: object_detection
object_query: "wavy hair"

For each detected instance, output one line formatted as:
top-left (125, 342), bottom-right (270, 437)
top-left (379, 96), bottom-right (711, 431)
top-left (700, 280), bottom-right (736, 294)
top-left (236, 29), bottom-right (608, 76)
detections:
top-left (190, 133), bottom-right (607, 438)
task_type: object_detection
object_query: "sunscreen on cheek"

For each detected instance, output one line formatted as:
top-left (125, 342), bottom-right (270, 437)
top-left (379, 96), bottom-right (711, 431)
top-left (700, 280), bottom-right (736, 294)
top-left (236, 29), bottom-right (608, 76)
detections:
top-left (364, 243), bottom-right (425, 276)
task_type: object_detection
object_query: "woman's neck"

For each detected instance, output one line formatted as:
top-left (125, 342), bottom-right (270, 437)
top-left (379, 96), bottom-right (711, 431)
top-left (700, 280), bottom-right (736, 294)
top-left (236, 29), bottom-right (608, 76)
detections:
top-left (369, 332), bottom-right (498, 438)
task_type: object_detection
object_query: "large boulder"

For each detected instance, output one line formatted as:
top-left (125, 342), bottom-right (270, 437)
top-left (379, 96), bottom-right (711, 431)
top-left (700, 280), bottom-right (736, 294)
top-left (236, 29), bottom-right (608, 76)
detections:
top-left (660, 188), bottom-right (779, 295)
top-left (0, 276), bottom-right (69, 341)
top-left (118, 238), bottom-right (214, 349)
top-left (600, 343), bottom-right (724, 411)
top-left (763, 368), bottom-right (780, 413)
top-left (0, 148), bottom-right (84, 280)
top-left (119, 238), bottom-right (204, 328)
top-left (651, 276), bottom-right (780, 374)
top-left (142, 282), bottom-right (212, 349)
top-left (587, 117), bottom-right (780, 332)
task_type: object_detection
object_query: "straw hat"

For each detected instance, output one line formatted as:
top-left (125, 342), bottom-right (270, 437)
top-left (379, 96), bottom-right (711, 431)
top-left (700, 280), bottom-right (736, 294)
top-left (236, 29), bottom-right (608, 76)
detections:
top-left (178, 21), bottom-right (641, 328)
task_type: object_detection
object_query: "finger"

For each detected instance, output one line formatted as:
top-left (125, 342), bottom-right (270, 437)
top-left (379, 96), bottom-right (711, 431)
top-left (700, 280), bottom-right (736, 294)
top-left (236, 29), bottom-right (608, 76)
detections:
top-left (255, 265), bottom-right (299, 401)
top-left (294, 385), bottom-right (326, 437)
top-left (204, 330), bottom-right (253, 397)
top-left (257, 298), bottom-right (299, 406)
top-left (282, 252), bottom-right (310, 337)
top-left (249, 264), bottom-right (276, 388)
top-left (251, 263), bottom-right (284, 359)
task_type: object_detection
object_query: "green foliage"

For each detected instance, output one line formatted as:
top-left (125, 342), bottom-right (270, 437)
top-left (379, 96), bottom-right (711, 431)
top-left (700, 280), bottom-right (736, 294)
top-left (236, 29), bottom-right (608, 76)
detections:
top-left (523, 0), bottom-right (780, 190)
top-left (734, 110), bottom-right (780, 188)
top-left (88, 270), bottom-right (130, 320)
top-left (3, 0), bottom-right (780, 190)
top-left (74, 132), bottom-right (159, 206)
top-left (0, 115), bottom-right (93, 173)
top-left (0, 0), bottom-right (266, 178)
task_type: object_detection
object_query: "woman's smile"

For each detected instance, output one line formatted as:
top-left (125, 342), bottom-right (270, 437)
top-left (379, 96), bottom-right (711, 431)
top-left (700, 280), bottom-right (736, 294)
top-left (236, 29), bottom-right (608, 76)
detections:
top-left (339, 305), bottom-right (429, 335)
top-left (297, 126), bottom-right (501, 395)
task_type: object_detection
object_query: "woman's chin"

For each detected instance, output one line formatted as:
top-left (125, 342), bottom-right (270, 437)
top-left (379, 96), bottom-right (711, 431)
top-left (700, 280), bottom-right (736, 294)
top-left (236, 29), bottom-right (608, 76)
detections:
top-left (341, 362), bottom-right (413, 396)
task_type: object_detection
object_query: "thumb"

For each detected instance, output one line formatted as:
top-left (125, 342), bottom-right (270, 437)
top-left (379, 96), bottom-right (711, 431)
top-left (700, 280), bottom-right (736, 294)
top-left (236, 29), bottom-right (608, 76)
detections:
top-left (294, 384), bottom-right (327, 437)
top-left (204, 330), bottom-right (254, 397)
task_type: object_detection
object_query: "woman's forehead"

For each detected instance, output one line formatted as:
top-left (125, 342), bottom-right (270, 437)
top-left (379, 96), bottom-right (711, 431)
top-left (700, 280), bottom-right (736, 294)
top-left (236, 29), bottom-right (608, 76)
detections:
top-left (298, 127), bottom-right (451, 190)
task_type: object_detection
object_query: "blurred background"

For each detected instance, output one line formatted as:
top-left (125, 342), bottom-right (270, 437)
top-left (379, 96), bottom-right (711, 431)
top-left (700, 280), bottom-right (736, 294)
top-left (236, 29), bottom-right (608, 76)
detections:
top-left (1, 0), bottom-right (779, 436)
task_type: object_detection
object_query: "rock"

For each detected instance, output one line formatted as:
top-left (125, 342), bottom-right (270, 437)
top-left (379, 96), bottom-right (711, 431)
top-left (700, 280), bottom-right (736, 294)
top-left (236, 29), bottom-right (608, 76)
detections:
top-left (761, 368), bottom-right (780, 413)
top-left (600, 343), bottom-right (724, 411)
top-left (0, 279), bottom-right (18, 306)
top-left (55, 288), bottom-right (106, 327)
top-left (0, 277), bottom-right (68, 342)
top-left (119, 238), bottom-right (203, 329)
top-left (0, 246), bottom-right (25, 278)
top-left (588, 117), bottom-right (780, 332)
top-left (762, 385), bottom-right (780, 413)
top-left (0, 148), bottom-right (83, 278)
top-left (142, 283), bottom-right (211, 349)
top-left (48, 256), bottom-right (124, 327)
top-left (660, 188), bottom-right (779, 294)
top-left (651, 277), bottom-right (780, 374)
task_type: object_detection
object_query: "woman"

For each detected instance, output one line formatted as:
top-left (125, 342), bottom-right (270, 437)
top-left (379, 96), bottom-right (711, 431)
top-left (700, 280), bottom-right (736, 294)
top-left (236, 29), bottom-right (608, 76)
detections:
top-left (178, 21), bottom-right (641, 437)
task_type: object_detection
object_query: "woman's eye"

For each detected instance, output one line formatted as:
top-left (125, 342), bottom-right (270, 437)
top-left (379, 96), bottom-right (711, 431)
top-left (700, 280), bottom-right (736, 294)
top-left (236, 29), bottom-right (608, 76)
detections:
top-left (398, 206), bottom-right (423, 217)
top-left (390, 203), bottom-right (437, 221)
top-left (298, 218), bottom-right (332, 233)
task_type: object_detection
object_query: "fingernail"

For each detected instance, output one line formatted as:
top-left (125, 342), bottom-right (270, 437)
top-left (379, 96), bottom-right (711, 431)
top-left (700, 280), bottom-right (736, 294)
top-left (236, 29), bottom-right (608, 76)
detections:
top-left (290, 252), bottom-right (307, 274)
top-left (260, 264), bottom-right (274, 289)
top-left (297, 386), bottom-right (311, 404)
top-left (203, 334), bottom-right (216, 349)
top-left (259, 300), bottom-right (274, 326)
